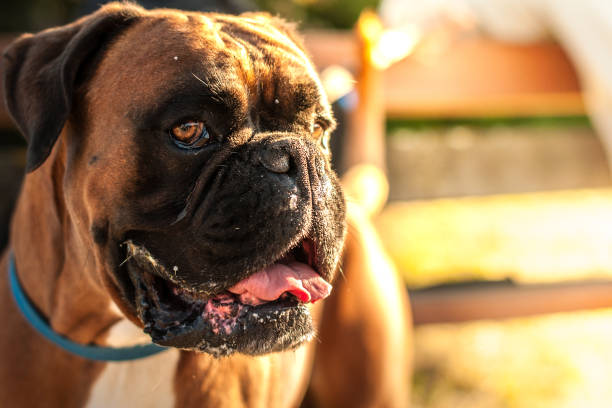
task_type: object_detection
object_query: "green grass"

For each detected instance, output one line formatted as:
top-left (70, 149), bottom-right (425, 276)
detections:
top-left (376, 189), bottom-right (612, 287)
top-left (387, 116), bottom-right (592, 134)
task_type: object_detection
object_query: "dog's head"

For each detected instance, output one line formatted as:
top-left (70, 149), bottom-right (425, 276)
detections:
top-left (2, 3), bottom-right (346, 356)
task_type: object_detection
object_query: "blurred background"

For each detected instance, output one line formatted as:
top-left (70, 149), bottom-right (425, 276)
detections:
top-left (3, 1), bottom-right (612, 407)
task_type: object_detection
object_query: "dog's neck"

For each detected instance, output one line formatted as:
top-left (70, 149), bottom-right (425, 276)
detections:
top-left (10, 139), bottom-right (122, 346)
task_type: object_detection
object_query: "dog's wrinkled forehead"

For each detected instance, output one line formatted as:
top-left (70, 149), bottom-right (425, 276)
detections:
top-left (90, 12), bottom-right (330, 134)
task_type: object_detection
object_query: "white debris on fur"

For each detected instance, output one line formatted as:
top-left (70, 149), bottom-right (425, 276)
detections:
top-left (124, 240), bottom-right (165, 272)
top-left (203, 343), bottom-right (230, 358)
top-left (289, 194), bottom-right (298, 210)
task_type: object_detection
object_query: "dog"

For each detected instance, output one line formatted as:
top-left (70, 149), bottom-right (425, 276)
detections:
top-left (0, 3), bottom-right (411, 407)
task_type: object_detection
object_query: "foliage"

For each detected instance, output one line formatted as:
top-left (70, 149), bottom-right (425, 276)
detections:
top-left (254, 0), bottom-right (380, 29)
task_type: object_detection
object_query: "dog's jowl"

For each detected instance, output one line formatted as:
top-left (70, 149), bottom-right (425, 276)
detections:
top-left (0, 3), bottom-right (411, 407)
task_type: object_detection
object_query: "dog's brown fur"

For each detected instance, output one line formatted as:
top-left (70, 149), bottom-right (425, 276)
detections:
top-left (0, 3), bottom-right (411, 407)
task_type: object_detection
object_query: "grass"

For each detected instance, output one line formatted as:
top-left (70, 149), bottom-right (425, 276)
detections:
top-left (386, 116), bottom-right (592, 134)
top-left (376, 188), bottom-right (612, 287)
top-left (412, 309), bottom-right (612, 408)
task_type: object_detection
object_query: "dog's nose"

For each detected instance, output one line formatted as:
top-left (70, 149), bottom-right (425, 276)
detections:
top-left (259, 149), bottom-right (290, 173)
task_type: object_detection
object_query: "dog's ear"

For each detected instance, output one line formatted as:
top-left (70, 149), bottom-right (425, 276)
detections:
top-left (1, 2), bottom-right (144, 172)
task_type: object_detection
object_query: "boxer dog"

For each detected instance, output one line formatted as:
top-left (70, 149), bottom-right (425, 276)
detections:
top-left (0, 3), bottom-right (411, 407)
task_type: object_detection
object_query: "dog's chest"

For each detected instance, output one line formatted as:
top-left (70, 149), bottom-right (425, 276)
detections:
top-left (86, 316), bottom-right (313, 408)
top-left (85, 319), bottom-right (180, 408)
top-left (86, 349), bottom-right (181, 408)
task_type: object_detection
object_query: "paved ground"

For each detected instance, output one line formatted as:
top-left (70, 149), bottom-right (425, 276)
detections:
top-left (387, 125), bottom-right (611, 201)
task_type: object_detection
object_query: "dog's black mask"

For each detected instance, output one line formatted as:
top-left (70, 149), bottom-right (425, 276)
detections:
top-left (121, 131), bottom-right (345, 356)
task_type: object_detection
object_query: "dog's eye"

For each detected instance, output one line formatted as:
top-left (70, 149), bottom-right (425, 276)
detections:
top-left (170, 121), bottom-right (209, 148)
top-left (313, 123), bottom-right (331, 154)
top-left (312, 123), bottom-right (324, 139)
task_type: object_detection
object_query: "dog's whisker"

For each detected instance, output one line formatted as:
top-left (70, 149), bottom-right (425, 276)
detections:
top-left (119, 253), bottom-right (134, 267)
top-left (191, 72), bottom-right (206, 86)
top-left (336, 265), bottom-right (346, 282)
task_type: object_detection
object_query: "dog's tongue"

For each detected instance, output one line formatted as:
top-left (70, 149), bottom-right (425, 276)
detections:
top-left (227, 262), bottom-right (331, 306)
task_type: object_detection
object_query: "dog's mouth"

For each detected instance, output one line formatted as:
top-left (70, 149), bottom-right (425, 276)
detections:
top-left (122, 238), bottom-right (330, 357)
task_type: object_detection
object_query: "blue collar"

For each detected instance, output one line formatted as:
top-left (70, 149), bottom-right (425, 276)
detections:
top-left (8, 254), bottom-right (167, 362)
